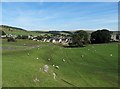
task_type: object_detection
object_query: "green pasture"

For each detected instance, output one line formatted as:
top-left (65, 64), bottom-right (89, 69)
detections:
top-left (2, 39), bottom-right (118, 87)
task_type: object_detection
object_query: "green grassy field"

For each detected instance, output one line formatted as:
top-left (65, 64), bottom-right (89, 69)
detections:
top-left (2, 39), bottom-right (118, 87)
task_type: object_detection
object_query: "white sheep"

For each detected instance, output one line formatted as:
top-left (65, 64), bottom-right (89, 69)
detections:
top-left (36, 57), bottom-right (39, 59)
top-left (62, 59), bottom-right (65, 62)
top-left (81, 55), bottom-right (84, 58)
top-left (43, 65), bottom-right (49, 72)
top-left (110, 54), bottom-right (113, 56)
top-left (55, 65), bottom-right (59, 69)
top-left (24, 44), bottom-right (26, 46)
top-left (33, 77), bottom-right (40, 82)
top-left (27, 53), bottom-right (30, 56)
top-left (48, 58), bottom-right (50, 61)
top-left (53, 72), bottom-right (56, 79)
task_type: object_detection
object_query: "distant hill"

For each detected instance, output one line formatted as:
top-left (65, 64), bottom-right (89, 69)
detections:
top-left (0, 25), bottom-right (71, 36)
top-left (0, 25), bottom-right (43, 36)
top-left (0, 25), bottom-right (119, 36)
top-left (0, 25), bottom-right (27, 31)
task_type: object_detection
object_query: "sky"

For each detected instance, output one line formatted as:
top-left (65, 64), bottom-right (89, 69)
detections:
top-left (1, 2), bottom-right (118, 31)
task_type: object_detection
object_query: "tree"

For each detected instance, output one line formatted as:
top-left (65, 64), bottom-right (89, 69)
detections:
top-left (71, 30), bottom-right (89, 47)
top-left (116, 34), bottom-right (120, 40)
top-left (91, 29), bottom-right (111, 43)
top-left (2, 31), bottom-right (6, 35)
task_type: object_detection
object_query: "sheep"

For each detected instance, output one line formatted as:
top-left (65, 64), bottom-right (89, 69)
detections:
top-left (62, 59), bottom-right (65, 62)
top-left (52, 64), bottom-right (55, 67)
top-left (110, 54), bottom-right (113, 56)
top-left (81, 55), bottom-right (84, 58)
top-left (43, 65), bottom-right (49, 72)
top-left (55, 65), bottom-right (59, 69)
top-left (53, 72), bottom-right (56, 79)
top-left (33, 77), bottom-right (40, 82)
top-left (48, 58), bottom-right (50, 61)
top-left (27, 53), bottom-right (30, 56)
top-left (36, 57), bottom-right (39, 60)
top-left (23, 44), bottom-right (26, 46)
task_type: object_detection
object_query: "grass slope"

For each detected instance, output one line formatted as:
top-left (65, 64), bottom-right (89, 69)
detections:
top-left (0, 25), bottom-right (45, 36)
top-left (2, 39), bottom-right (118, 87)
top-left (1, 25), bottom-right (68, 36)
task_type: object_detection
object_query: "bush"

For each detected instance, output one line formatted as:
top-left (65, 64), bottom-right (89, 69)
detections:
top-left (7, 37), bottom-right (16, 42)
top-left (34, 36), bottom-right (43, 40)
top-left (16, 35), bottom-right (22, 39)
top-left (2, 31), bottom-right (6, 35)
top-left (91, 29), bottom-right (111, 43)
top-left (21, 35), bottom-right (28, 39)
top-left (16, 35), bottom-right (28, 39)
top-left (71, 30), bottom-right (89, 47)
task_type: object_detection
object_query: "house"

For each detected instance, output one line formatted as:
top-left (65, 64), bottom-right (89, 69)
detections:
top-left (111, 31), bottom-right (120, 41)
top-left (1, 35), bottom-right (7, 38)
top-left (52, 38), bottom-right (59, 43)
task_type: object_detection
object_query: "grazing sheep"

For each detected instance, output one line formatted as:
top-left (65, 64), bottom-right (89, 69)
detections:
top-left (62, 59), bottom-right (65, 62)
top-left (53, 72), bottom-right (56, 79)
top-left (55, 65), bottom-right (59, 69)
top-left (33, 77), bottom-right (40, 82)
top-left (48, 58), bottom-right (50, 61)
top-left (23, 44), bottom-right (26, 46)
top-left (43, 65), bottom-right (49, 72)
top-left (81, 55), bottom-right (84, 58)
top-left (27, 53), bottom-right (30, 56)
top-left (36, 58), bottom-right (39, 60)
top-left (53, 64), bottom-right (55, 67)
top-left (110, 54), bottom-right (113, 56)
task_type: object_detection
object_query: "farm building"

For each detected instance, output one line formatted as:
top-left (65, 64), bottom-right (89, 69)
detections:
top-left (110, 31), bottom-right (120, 41)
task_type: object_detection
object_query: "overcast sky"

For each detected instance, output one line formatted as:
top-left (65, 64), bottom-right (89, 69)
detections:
top-left (1, 2), bottom-right (118, 31)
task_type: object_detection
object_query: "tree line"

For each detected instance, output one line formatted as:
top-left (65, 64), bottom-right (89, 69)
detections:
top-left (70, 29), bottom-right (115, 47)
top-left (2, 29), bottom-right (118, 47)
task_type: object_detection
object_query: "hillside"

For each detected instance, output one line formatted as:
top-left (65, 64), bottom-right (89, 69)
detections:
top-left (0, 25), bottom-right (72, 36)
top-left (2, 39), bottom-right (118, 87)
top-left (0, 25), bottom-right (42, 36)
top-left (1, 25), bottom-right (119, 37)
